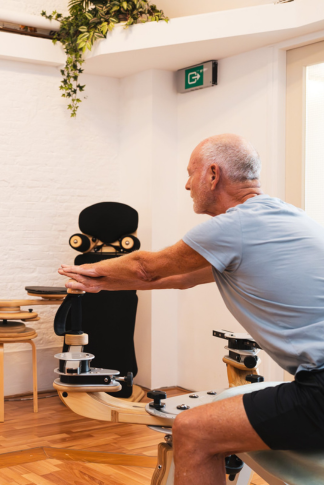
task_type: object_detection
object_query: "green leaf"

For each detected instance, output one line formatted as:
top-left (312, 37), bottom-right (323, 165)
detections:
top-left (85, 12), bottom-right (93, 19)
top-left (78, 26), bottom-right (88, 32)
top-left (122, 1), bottom-right (127, 9)
top-left (77, 32), bottom-right (89, 42)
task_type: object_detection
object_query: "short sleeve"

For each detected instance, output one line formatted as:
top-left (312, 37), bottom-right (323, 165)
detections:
top-left (182, 209), bottom-right (242, 273)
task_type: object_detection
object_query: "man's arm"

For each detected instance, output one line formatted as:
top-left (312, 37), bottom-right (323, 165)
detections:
top-left (144, 266), bottom-right (214, 290)
top-left (58, 240), bottom-right (212, 293)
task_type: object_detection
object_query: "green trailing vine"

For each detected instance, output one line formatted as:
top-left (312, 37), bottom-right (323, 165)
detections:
top-left (41, 0), bottom-right (168, 117)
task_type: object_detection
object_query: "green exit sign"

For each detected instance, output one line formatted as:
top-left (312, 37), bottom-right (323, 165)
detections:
top-left (177, 61), bottom-right (218, 94)
top-left (185, 65), bottom-right (204, 90)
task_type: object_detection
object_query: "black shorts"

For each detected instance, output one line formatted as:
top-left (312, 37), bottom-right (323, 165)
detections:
top-left (243, 370), bottom-right (324, 450)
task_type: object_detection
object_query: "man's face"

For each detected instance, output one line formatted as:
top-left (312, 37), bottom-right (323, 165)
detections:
top-left (185, 150), bottom-right (214, 214)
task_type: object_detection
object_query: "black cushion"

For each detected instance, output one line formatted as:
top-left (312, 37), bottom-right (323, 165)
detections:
top-left (79, 202), bottom-right (138, 244)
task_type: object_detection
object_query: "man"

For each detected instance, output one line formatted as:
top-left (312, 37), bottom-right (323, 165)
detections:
top-left (59, 134), bottom-right (324, 485)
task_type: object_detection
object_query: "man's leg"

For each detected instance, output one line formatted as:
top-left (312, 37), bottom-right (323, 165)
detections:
top-left (173, 394), bottom-right (269, 485)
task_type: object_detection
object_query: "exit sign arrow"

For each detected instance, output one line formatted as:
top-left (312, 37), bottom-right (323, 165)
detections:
top-left (177, 61), bottom-right (218, 93)
top-left (185, 65), bottom-right (204, 89)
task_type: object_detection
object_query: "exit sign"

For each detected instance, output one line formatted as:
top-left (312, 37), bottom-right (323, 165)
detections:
top-left (185, 65), bottom-right (204, 90)
top-left (177, 61), bottom-right (218, 94)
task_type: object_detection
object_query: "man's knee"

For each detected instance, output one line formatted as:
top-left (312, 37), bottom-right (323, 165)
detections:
top-left (173, 410), bottom-right (193, 443)
top-left (173, 410), bottom-right (215, 454)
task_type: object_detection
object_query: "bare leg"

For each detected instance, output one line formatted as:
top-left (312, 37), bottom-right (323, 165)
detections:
top-left (173, 395), bottom-right (269, 485)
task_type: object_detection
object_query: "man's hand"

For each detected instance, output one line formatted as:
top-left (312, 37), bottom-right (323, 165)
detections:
top-left (58, 240), bottom-right (212, 293)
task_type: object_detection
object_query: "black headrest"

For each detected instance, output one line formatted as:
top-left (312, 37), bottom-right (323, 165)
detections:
top-left (79, 202), bottom-right (138, 244)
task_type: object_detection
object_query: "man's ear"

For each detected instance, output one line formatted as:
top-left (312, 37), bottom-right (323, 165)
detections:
top-left (210, 164), bottom-right (220, 189)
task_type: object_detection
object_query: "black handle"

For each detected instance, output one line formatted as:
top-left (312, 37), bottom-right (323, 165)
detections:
top-left (147, 390), bottom-right (167, 410)
top-left (54, 293), bottom-right (84, 336)
top-left (225, 455), bottom-right (244, 481)
top-left (245, 374), bottom-right (264, 383)
top-left (125, 372), bottom-right (133, 387)
top-left (243, 355), bottom-right (258, 369)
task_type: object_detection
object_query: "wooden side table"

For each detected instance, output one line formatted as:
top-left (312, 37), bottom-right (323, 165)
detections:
top-left (0, 326), bottom-right (38, 422)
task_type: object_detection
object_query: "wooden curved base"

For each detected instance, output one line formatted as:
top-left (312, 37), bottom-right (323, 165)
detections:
top-left (54, 384), bottom-right (173, 427)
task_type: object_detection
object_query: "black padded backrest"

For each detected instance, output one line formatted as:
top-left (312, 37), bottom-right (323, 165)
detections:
top-left (79, 202), bottom-right (138, 244)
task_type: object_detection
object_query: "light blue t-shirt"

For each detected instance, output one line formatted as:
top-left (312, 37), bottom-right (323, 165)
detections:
top-left (182, 195), bottom-right (324, 375)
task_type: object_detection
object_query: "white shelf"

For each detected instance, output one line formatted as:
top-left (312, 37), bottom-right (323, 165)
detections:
top-left (0, 32), bottom-right (65, 67)
top-left (1, 0), bottom-right (324, 77)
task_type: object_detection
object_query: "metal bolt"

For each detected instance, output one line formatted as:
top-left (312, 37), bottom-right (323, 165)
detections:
top-left (177, 404), bottom-right (190, 410)
top-left (207, 391), bottom-right (217, 395)
top-left (104, 378), bottom-right (109, 383)
top-left (189, 394), bottom-right (199, 398)
top-left (73, 239), bottom-right (78, 244)
top-left (158, 465), bottom-right (162, 469)
top-left (125, 241), bottom-right (130, 245)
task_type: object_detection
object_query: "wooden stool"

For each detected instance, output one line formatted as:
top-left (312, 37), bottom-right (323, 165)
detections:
top-left (0, 326), bottom-right (38, 422)
top-left (0, 288), bottom-right (66, 423)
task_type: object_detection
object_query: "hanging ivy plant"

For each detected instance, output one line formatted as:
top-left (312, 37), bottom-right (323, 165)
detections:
top-left (41, 1), bottom-right (168, 117)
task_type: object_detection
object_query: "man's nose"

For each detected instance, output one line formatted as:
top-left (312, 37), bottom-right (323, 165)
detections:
top-left (185, 180), bottom-right (190, 191)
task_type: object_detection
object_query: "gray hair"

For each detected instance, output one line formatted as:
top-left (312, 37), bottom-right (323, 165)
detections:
top-left (201, 138), bottom-right (261, 182)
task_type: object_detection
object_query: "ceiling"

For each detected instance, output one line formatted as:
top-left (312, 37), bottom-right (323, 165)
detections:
top-left (152, 0), bottom-right (274, 19)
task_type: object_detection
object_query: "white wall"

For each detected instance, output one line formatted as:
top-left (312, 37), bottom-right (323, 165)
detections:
top-left (119, 70), bottom-right (178, 389)
top-left (1, 0), bottom-right (69, 16)
top-left (176, 46), bottom-right (286, 390)
top-left (1, 28), bottom-right (290, 397)
top-left (0, 58), bottom-right (120, 395)
top-left (117, 45), bottom-right (286, 393)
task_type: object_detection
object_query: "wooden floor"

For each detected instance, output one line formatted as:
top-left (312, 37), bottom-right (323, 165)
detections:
top-left (0, 388), bottom-right (267, 484)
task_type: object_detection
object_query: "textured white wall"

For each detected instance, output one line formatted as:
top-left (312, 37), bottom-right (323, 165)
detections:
top-left (1, 0), bottom-right (69, 16)
top-left (0, 58), bottom-right (119, 394)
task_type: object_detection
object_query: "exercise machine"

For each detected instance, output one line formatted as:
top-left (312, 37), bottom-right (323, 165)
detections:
top-left (66, 202), bottom-right (142, 399)
top-left (53, 293), bottom-right (324, 485)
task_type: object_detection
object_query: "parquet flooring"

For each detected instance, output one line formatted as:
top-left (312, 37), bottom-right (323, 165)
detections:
top-left (0, 389), bottom-right (266, 484)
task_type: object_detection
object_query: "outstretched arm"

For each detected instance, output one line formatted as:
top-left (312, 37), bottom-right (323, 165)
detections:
top-left (145, 266), bottom-right (214, 290)
top-left (58, 240), bottom-right (213, 293)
